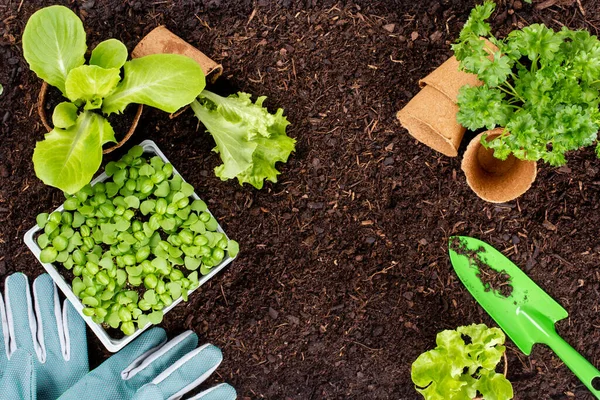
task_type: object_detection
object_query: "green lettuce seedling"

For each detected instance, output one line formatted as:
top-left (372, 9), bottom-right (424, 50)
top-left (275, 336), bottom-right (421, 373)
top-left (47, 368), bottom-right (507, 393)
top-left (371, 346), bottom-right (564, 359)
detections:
top-left (23, 6), bottom-right (206, 194)
top-left (412, 324), bottom-right (513, 400)
top-left (190, 91), bottom-right (296, 189)
top-left (454, 1), bottom-right (600, 166)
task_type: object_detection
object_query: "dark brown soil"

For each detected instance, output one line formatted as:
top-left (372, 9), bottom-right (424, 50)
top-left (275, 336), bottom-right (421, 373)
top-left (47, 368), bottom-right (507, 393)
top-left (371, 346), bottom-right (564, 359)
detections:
top-left (450, 236), bottom-right (514, 297)
top-left (2, 0), bottom-right (600, 399)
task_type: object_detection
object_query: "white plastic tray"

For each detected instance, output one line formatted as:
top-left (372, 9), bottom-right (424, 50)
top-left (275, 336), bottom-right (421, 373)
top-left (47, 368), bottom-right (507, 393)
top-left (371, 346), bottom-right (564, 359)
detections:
top-left (24, 139), bottom-right (235, 352)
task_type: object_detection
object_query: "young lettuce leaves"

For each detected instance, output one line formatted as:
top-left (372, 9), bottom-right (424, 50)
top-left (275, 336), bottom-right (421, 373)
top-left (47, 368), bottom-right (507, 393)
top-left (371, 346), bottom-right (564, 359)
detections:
top-left (412, 324), bottom-right (513, 400)
top-left (454, 1), bottom-right (600, 166)
top-left (22, 5), bottom-right (86, 95)
top-left (190, 91), bottom-right (295, 189)
top-left (102, 55), bottom-right (205, 115)
top-left (33, 111), bottom-right (115, 194)
top-left (23, 6), bottom-right (206, 194)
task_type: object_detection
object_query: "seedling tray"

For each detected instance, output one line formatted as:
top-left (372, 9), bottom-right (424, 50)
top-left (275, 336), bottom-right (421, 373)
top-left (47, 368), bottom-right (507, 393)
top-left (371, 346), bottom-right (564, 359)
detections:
top-left (24, 139), bottom-right (235, 352)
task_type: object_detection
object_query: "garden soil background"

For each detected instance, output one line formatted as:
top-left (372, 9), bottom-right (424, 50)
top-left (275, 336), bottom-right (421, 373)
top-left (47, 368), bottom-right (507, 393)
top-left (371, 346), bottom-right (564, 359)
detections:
top-left (2, 0), bottom-right (600, 398)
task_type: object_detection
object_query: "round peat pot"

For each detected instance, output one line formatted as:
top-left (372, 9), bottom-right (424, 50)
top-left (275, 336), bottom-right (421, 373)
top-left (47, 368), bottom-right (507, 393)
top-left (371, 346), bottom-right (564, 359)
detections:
top-left (462, 128), bottom-right (537, 203)
top-left (397, 85), bottom-right (465, 157)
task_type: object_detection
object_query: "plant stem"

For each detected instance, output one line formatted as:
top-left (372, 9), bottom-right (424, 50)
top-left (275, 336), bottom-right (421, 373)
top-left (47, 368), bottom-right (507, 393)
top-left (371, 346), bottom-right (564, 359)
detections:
top-left (502, 81), bottom-right (525, 103)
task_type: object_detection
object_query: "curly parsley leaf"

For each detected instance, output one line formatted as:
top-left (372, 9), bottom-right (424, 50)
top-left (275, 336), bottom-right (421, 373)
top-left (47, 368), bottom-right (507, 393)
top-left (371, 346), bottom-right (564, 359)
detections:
top-left (457, 85), bottom-right (512, 130)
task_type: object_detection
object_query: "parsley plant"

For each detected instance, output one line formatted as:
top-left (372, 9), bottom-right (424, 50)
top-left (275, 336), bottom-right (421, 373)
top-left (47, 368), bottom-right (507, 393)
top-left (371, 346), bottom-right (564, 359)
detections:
top-left (454, 1), bottom-right (600, 166)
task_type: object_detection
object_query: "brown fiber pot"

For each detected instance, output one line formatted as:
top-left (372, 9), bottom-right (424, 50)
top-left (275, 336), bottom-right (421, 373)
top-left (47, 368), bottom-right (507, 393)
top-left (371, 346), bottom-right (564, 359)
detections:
top-left (397, 40), bottom-right (498, 157)
top-left (462, 128), bottom-right (537, 203)
top-left (132, 26), bottom-right (223, 82)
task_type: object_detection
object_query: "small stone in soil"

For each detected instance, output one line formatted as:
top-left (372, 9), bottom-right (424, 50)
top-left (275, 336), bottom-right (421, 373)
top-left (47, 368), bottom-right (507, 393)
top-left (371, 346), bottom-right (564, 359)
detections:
top-left (268, 307), bottom-right (279, 320)
top-left (383, 23), bottom-right (395, 33)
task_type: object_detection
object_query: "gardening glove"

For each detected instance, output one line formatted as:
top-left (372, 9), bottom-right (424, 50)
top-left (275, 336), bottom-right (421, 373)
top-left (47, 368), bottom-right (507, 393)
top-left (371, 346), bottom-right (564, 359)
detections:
top-left (0, 273), bottom-right (89, 400)
top-left (59, 327), bottom-right (237, 400)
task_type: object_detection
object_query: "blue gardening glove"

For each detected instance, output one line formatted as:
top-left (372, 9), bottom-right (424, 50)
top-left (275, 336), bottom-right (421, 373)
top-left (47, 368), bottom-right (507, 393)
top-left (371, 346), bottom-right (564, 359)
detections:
top-left (0, 273), bottom-right (89, 399)
top-left (59, 328), bottom-right (236, 400)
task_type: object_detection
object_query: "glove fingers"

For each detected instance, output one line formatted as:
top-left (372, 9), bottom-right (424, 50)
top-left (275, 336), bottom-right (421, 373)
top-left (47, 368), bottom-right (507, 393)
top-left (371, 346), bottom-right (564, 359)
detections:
top-left (32, 274), bottom-right (62, 362)
top-left (188, 383), bottom-right (237, 400)
top-left (124, 330), bottom-right (198, 387)
top-left (0, 285), bottom-right (9, 370)
top-left (150, 343), bottom-right (223, 400)
top-left (63, 298), bottom-right (89, 370)
top-left (5, 274), bottom-right (38, 356)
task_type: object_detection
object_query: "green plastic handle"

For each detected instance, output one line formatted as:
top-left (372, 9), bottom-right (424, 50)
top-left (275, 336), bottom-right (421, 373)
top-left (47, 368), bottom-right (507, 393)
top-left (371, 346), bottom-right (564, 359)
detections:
top-left (545, 332), bottom-right (600, 398)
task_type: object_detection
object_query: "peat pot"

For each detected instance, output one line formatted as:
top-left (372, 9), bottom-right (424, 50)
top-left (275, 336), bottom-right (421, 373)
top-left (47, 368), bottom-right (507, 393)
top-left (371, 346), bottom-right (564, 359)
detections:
top-left (397, 40), bottom-right (497, 157)
top-left (462, 129), bottom-right (537, 203)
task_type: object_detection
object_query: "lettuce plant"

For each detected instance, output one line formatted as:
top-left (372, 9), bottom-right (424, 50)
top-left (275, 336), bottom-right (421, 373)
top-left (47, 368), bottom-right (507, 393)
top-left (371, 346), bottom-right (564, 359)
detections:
top-left (412, 324), bottom-right (513, 400)
top-left (454, 1), bottom-right (600, 166)
top-left (190, 91), bottom-right (295, 189)
top-left (23, 6), bottom-right (206, 194)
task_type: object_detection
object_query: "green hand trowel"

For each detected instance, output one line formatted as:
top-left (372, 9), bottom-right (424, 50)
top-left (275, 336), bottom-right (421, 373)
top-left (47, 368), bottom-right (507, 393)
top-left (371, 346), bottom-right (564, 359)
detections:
top-left (449, 236), bottom-right (600, 398)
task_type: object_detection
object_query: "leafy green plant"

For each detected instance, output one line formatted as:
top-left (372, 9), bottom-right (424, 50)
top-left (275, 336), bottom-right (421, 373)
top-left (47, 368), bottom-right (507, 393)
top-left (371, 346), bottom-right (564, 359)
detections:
top-left (412, 324), bottom-right (513, 400)
top-left (35, 146), bottom-right (239, 336)
top-left (453, 1), bottom-right (600, 166)
top-left (23, 6), bottom-right (205, 194)
top-left (190, 91), bottom-right (296, 189)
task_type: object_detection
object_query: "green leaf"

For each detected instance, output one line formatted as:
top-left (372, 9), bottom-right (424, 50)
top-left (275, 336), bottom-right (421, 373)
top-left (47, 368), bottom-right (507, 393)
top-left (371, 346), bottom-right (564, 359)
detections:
top-left (457, 85), bottom-right (512, 131)
top-left (143, 289), bottom-right (157, 305)
top-left (140, 199), bottom-right (156, 215)
top-left (65, 65), bottom-right (121, 109)
top-left (148, 310), bottom-right (163, 324)
top-left (124, 195), bottom-right (140, 209)
top-left (180, 182), bottom-right (194, 197)
top-left (139, 164), bottom-right (155, 176)
top-left (411, 324), bottom-right (511, 400)
top-left (166, 282), bottom-right (182, 299)
top-left (184, 256), bottom-right (201, 270)
top-left (227, 240), bottom-right (239, 258)
top-left (90, 39), bottom-right (128, 69)
top-left (477, 53), bottom-right (513, 87)
top-left (102, 54), bottom-right (206, 115)
top-left (475, 370), bottom-right (514, 400)
top-left (191, 91), bottom-right (295, 189)
top-left (33, 111), bottom-right (116, 194)
top-left (190, 199), bottom-right (207, 212)
top-left (154, 181), bottom-right (170, 197)
top-left (22, 5), bottom-right (87, 95)
top-left (190, 220), bottom-right (205, 234)
top-left (508, 24), bottom-right (563, 61)
top-left (52, 102), bottom-right (78, 128)
top-left (115, 219), bottom-right (130, 232)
